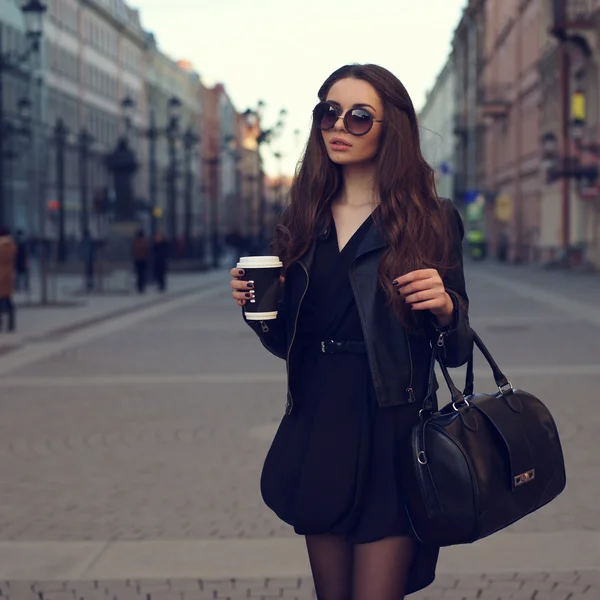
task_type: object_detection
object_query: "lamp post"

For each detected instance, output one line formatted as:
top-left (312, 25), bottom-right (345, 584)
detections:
top-left (0, 0), bottom-right (47, 226)
top-left (54, 118), bottom-right (68, 263)
top-left (148, 109), bottom-right (158, 239)
top-left (122, 95), bottom-right (199, 247)
top-left (121, 96), bottom-right (135, 139)
top-left (203, 156), bottom-right (220, 268)
top-left (78, 128), bottom-right (94, 235)
top-left (183, 126), bottom-right (199, 256)
top-left (165, 96), bottom-right (182, 243)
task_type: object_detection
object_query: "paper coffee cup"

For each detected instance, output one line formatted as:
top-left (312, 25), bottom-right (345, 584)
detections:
top-left (237, 256), bottom-right (283, 320)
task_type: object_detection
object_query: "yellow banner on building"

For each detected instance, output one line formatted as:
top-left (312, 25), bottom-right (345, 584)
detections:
top-left (494, 193), bottom-right (513, 222)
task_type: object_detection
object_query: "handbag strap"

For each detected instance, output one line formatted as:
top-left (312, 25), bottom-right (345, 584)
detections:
top-left (463, 329), bottom-right (511, 396)
top-left (425, 328), bottom-right (512, 411)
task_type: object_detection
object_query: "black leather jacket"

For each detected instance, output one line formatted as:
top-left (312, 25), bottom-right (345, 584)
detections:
top-left (244, 199), bottom-right (473, 415)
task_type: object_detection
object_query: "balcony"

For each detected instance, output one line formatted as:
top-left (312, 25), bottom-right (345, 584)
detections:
top-left (477, 84), bottom-right (510, 120)
top-left (551, 0), bottom-right (596, 33)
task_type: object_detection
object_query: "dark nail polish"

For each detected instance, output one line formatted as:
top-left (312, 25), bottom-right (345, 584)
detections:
top-left (247, 282), bottom-right (254, 289)
top-left (238, 269), bottom-right (245, 276)
top-left (245, 292), bottom-right (252, 298)
top-left (392, 281), bottom-right (399, 287)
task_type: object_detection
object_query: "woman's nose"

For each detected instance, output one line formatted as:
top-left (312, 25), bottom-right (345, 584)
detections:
top-left (333, 114), bottom-right (347, 132)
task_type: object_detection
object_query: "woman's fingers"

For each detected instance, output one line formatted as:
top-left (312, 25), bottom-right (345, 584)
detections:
top-left (230, 267), bottom-right (254, 307)
top-left (397, 276), bottom-right (442, 297)
top-left (403, 288), bottom-right (439, 305)
top-left (230, 278), bottom-right (253, 291)
top-left (232, 289), bottom-right (254, 301)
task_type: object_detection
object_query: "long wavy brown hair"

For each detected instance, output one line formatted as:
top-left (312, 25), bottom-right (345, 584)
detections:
top-left (271, 63), bottom-right (454, 326)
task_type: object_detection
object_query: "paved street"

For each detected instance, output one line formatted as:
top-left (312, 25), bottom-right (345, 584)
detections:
top-left (0, 261), bottom-right (598, 599)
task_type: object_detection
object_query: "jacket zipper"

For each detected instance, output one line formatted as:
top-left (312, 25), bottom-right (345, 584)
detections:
top-left (404, 330), bottom-right (416, 403)
top-left (260, 321), bottom-right (269, 332)
top-left (436, 329), bottom-right (447, 360)
top-left (285, 262), bottom-right (309, 415)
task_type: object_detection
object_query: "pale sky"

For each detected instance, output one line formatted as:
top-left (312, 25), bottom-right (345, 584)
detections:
top-left (135, 0), bottom-right (467, 177)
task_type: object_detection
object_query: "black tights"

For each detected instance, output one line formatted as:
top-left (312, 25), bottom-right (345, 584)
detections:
top-left (306, 534), bottom-right (415, 600)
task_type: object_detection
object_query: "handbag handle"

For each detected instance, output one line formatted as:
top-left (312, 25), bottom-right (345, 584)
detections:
top-left (463, 329), bottom-right (512, 396)
top-left (424, 328), bottom-right (513, 412)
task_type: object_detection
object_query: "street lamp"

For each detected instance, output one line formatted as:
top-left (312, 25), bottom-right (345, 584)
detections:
top-left (203, 155), bottom-right (221, 268)
top-left (0, 0), bottom-right (47, 226)
top-left (166, 96), bottom-right (181, 243)
top-left (541, 132), bottom-right (558, 172)
top-left (121, 95), bottom-right (135, 138)
top-left (182, 126), bottom-right (200, 256)
top-left (18, 98), bottom-right (32, 126)
top-left (78, 128), bottom-right (94, 235)
top-left (21, 0), bottom-right (47, 51)
top-left (54, 118), bottom-right (68, 263)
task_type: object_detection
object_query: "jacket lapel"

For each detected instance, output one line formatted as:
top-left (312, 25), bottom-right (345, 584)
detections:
top-left (354, 217), bottom-right (387, 261)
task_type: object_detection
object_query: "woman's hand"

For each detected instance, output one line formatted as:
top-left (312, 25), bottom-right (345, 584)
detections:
top-left (393, 269), bottom-right (454, 327)
top-left (230, 268), bottom-right (255, 307)
top-left (230, 268), bottom-right (286, 307)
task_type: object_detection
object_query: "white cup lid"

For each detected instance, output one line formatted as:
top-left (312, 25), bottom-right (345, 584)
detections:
top-left (237, 256), bottom-right (283, 269)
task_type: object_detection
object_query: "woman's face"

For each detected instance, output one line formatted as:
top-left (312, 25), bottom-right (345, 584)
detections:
top-left (320, 77), bottom-right (384, 166)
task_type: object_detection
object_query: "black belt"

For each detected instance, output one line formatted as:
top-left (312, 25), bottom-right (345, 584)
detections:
top-left (320, 340), bottom-right (367, 354)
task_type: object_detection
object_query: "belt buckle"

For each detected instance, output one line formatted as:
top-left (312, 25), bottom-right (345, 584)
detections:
top-left (321, 340), bottom-right (335, 354)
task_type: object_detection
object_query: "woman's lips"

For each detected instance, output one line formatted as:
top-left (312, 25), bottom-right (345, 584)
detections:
top-left (329, 138), bottom-right (352, 151)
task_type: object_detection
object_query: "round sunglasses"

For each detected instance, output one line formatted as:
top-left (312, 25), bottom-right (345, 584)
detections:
top-left (313, 101), bottom-right (383, 137)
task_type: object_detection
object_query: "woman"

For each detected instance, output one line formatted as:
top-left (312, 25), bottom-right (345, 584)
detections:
top-left (230, 64), bottom-right (472, 599)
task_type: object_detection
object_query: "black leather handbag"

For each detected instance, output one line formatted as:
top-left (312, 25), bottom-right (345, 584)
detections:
top-left (403, 329), bottom-right (566, 547)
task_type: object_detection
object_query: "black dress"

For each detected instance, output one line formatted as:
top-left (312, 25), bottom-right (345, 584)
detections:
top-left (260, 213), bottom-right (438, 594)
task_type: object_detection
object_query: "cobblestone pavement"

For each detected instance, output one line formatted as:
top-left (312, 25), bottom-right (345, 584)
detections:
top-left (0, 262), bottom-right (598, 597)
top-left (3, 571), bottom-right (600, 599)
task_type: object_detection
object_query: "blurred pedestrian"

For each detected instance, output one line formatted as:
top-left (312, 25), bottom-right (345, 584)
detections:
top-left (131, 228), bottom-right (149, 294)
top-left (81, 228), bottom-right (96, 291)
top-left (152, 231), bottom-right (169, 292)
top-left (14, 229), bottom-right (29, 292)
top-left (0, 226), bottom-right (17, 332)
top-left (230, 64), bottom-right (471, 598)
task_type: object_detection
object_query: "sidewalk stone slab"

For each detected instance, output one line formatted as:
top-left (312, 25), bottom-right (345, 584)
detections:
top-left (0, 573), bottom-right (598, 600)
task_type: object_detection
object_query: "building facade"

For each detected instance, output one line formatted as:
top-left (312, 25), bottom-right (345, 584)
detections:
top-left (44, 0), bottom-right (147, 241)
top-left (418, 57), bottom-right (456, 201)
top-left (0, 0), bottom-right (32, 230)
top-left (451, 0), bottom-right (486, 216)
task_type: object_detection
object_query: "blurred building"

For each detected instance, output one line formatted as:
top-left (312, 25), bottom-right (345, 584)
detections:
top-left (46, 0), bottom-right (146, 240)
top-left (418, 57), bottom-right (456, 201)
top-left (451, 1), bottom-right (486, 215)
top-left (1, 0), bottom-right (147, 239)
top-left (480, 0), bottom-right (543, 263)
top-left (200, 83), bottom-right (247, 264)
top-left (1, 0), bottom-right (267, 267)
top-left (0, 0), bottom-right (31, 230)
top-left (419, 0), bottom-right (600, 270)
